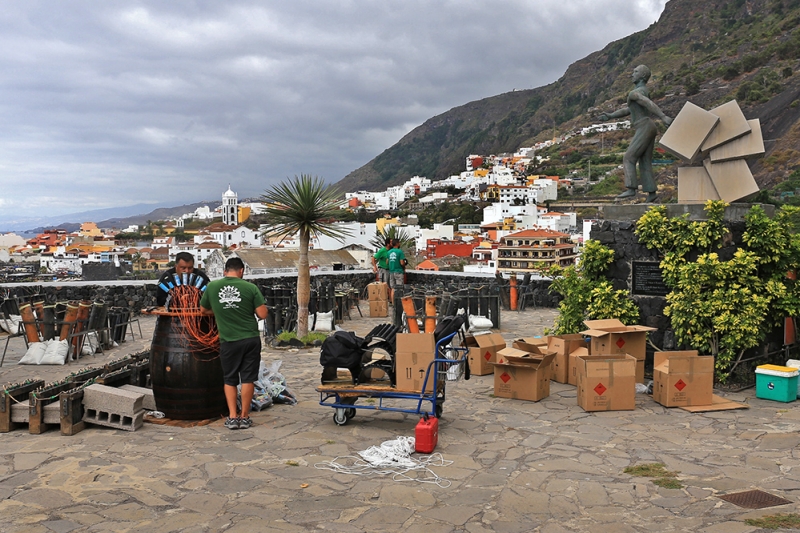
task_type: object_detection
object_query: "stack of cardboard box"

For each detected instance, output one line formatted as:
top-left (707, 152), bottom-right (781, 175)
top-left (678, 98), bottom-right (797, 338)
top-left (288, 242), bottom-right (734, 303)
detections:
top-left (367, 282), bottom-right (389, 318)
top-left (462, 333), bottom-right (506, 376)
top-left (580, 319), bottom-right (656, 383)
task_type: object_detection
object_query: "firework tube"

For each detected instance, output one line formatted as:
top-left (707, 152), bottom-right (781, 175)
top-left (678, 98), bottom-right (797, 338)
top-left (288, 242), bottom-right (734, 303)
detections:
top-left (60, 302), bottom-right (80, 341)
top-left (19, 303), bottom-right (40, 343)
top-left (401, 296), bottom-right (419, 333)
top-left (425, 296), bottom-right (437, 333)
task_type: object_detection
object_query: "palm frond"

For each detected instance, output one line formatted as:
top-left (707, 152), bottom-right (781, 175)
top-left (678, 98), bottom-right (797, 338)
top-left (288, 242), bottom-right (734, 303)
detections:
top-left (260, 175), bottom-right (352, 241)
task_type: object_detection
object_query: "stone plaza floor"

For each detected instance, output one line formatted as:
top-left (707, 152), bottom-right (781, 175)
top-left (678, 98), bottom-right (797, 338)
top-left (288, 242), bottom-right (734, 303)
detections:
top-left (0, 306), bottom-right (798, 532)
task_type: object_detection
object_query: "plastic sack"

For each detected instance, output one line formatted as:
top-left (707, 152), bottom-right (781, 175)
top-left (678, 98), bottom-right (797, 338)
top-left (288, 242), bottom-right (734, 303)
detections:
top-left (19, 342), bottom-right (47, 365)
top-left (81, 332), bottom-right (100, 356)
top-left (40, 339), bottom-right (69, 365)
top-left (312, 311), bottom-right (333, 332)
top-left (469, 315), bottom-right (493, 331)
top-left (0, 314), bottom-right (22, 334)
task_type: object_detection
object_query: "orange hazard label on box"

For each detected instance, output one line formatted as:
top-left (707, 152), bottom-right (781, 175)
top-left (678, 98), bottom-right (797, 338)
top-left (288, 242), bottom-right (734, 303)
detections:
top-left (594, 383), bottom-right (607, 395)
top-left (500, 372), bottom-right (511, 383)
top-left (674, 379), bottom-right (686, 391)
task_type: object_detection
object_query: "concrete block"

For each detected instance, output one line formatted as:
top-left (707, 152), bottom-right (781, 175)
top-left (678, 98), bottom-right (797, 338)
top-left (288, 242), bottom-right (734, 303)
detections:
top-left (709, 119), bottom-right (765, 163)
top-left (678, 166), bottom-right (720, 203)
top-left (82, 384), bottom-right (143, 417)
top-left (701, 100), bottom-right (751, 152)
top-left (83, 408), bottom-right (144, 432)
top-left (703, 158), bottom-right (760, 203)
top-left (658, 101), bottom-right (719, 161)
top-left (43, 402), bottom-right (60, 425)
top-left (11, 400), bottom-right (30, 423)
top-left (120, 385), bottom-right (156, 411)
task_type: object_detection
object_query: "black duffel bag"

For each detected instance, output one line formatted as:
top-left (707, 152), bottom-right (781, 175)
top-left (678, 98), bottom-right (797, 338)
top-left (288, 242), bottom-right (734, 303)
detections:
top-left (320, 330), bottom-right (367, 384)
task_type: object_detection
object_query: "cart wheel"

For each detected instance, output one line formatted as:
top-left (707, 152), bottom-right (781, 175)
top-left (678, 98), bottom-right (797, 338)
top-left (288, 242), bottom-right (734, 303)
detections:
top-left (346, 408), bottom-right (356, 419)
top-left (333, 409), bottom-right (349, 426)
top-left (435, 403), bottom-right (443, 419)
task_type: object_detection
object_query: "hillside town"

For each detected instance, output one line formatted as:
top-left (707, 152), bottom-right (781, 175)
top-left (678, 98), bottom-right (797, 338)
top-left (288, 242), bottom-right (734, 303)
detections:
top-left (0, 134), bottom-right (606, 281)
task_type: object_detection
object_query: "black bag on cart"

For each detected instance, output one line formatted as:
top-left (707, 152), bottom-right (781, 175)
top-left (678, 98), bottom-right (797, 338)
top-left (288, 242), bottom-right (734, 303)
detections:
top-left (320, 330), bottom-right (367, 384)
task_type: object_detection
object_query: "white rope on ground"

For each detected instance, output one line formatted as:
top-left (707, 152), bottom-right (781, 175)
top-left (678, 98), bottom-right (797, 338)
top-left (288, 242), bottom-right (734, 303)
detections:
top-left (314, 436), bottom-right (453, 488)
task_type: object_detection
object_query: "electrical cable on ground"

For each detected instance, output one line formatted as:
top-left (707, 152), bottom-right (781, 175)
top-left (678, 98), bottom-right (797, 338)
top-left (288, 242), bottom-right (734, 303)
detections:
top-left (314, 436), bottom-right (453, 488)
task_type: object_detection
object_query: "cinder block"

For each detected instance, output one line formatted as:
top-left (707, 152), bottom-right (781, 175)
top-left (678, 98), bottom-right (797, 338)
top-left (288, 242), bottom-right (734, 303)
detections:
top-left (82, 384), bottom-right (143, 416)
top-left (83, 408), bottom-right (144, 432)
top-left (659, 101), bottom-right (719, 161)
top-left (709, 119), bottom-right (765, 163)
top-left (120, 385), bottom-right (156, 411)
top-left (11, 400), bottom-right (30, 423)
top-left (701, 100), bottom-right (751, 151)
top-left (678, 166), bottom-right (720, 203)
top-left (43, 402), bottom-right (60, 425)
top-left (703, 158), bottom-right (760, 203)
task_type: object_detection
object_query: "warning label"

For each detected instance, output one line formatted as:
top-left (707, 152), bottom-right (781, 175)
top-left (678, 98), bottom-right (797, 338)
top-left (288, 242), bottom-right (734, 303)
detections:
top-left (500, 372), bottom-right (511, 383)
top-left (594, 383), bottom-right (607, 396)
top-left (484, 351), bottom-right (492, 361)
top-left (674, 379), bottom-right (686, 391)
top-left (616, 338), bottom-right (626, 349)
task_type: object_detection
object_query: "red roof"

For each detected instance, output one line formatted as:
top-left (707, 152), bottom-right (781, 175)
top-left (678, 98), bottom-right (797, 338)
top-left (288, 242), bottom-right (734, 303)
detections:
top-left (505, 228), bottom-right (570, 239)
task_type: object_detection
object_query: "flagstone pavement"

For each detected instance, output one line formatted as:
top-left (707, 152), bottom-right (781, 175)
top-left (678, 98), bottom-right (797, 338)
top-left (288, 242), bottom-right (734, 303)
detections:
top-left (0, 306), bottom-right (798, 532)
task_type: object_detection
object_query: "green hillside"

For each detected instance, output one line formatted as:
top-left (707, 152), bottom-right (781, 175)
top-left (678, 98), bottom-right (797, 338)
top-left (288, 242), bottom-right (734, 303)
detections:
top-left (336, 0), bottom-right (800, 202)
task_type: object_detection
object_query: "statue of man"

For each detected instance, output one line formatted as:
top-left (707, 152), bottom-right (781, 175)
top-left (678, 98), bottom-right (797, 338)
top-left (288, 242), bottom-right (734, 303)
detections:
top-left (598, 64), bottom-right (672, 202)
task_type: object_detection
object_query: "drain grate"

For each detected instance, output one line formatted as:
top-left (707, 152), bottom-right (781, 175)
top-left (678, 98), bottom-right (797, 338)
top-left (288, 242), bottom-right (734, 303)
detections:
top-left (718, 489), bottom-right (793, 509)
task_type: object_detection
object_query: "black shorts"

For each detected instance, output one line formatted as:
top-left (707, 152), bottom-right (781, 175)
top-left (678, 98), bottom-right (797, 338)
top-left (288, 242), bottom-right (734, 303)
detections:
top-left (219, 337), bottom-right (261, 386)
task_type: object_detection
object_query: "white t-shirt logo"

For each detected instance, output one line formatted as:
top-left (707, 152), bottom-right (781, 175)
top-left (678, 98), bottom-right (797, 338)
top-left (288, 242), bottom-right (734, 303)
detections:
top-left (218, 285), bottom-right (242, 309)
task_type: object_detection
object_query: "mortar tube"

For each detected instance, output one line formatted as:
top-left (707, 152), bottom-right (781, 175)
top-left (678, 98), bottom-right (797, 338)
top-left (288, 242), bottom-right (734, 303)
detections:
top-left (401, 296), bottom-right (419, 333)
top-left (510, 275), bottom-right (518, 311)
top-left (425, 296), bottom-right (437, 333)
top-left (19, 303), bottom-right (40, 344)
top-left (60, 302), bottom-right (80, 341)
top-left (33, 301), bottom-right (45, 338)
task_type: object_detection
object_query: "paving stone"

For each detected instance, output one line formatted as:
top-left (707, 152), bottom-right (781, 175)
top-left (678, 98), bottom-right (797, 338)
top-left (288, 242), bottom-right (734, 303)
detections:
top-left (12, 488), bottom-right (74, 509)
top-left (178, 492), bottom-right (228, 515)
top-left (701, 521), bottom-right (757, 533)
top-left (41, 519), bottom-right (81, 533)
top-left (13, 453), bottom-right (50, 471)
top-left (421, 505), bottom-right (480, 526)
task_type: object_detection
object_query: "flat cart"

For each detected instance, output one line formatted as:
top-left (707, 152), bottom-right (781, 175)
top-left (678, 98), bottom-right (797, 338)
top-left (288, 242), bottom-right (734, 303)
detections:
top-left (317, 332), bottom-right (468, 426)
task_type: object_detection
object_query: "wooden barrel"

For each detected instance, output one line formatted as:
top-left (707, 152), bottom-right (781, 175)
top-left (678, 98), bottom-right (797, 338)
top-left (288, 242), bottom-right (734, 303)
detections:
top-left (149, 314), bottom-right (226, 420)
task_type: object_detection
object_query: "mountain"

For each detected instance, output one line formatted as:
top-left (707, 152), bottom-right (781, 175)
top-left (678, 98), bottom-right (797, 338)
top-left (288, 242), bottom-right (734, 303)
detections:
top-left (336, 0), bottom-right (800, 195)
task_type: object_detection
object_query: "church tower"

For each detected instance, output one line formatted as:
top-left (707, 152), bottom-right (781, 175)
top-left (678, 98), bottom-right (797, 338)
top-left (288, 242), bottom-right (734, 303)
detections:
top-left (222, 185), bottom-right (238, 226)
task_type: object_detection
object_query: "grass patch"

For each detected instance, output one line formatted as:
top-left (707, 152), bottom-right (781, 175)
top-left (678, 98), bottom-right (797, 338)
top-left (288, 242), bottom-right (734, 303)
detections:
top-left (652, 478), bottom-right (683, 489)
top-left (745, 513), bottom-right (800, 529)
top-left (325, 440), bottom-right (335, 444)
top-left (275, 331), bottom-right (329, 344)
top-left (624, 463), bottom-right (676, 478)
top-left (285, 460), bottom-right (300, 466)
top-left (624, 462), bottom-right (682, 489)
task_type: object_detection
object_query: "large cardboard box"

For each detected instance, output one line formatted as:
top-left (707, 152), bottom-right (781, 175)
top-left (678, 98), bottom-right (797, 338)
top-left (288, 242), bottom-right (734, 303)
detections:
top-left (492, 352), bottom-right (555, 402)
top-left (548, 334), bottom-right (590, 384)
top-left (652, 350), bottom-right (714, 407)
top-left (369, 300), bottom-right (388, 318)
top-left (368, 282), bottom-right (389, 301)
top-left (581, 319), bottom-right (656, 361)
top-left (576, 354), bottom-right (636, 412)
top-left (568, 347), bottom-right (589, 386)
top-left (506, 342), bottom-right (556, 380)
top-left (463, 333), bottom-right (506, 376)
top-left (396, 333), bottom-right (437, 392)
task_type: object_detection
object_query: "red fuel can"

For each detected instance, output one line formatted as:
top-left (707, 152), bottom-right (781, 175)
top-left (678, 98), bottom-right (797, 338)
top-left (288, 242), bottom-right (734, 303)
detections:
top-left (415, 414), bottom-right (439, 453)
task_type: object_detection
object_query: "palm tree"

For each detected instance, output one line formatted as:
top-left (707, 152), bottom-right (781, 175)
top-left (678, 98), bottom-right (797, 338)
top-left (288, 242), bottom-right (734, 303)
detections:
top-left (369, 225), bottom-right (414, 253)
top-left (261, 175), bottom-right (351, 337)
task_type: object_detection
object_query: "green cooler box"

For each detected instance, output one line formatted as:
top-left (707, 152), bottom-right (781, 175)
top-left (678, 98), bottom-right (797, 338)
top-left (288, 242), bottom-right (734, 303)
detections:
top-left (755, 365), bottom-right (799, 403)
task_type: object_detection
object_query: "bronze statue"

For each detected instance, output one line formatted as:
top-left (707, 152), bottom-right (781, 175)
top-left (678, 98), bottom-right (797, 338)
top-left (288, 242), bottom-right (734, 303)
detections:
top-left (598, 64), bottom-right (672, 202)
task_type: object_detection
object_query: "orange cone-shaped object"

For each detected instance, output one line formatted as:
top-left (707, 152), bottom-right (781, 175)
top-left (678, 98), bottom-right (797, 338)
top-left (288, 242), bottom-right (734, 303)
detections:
top-left (510, 275), bottom-right (518, 311)
top-left (401, 296), bottom-right (419, 333)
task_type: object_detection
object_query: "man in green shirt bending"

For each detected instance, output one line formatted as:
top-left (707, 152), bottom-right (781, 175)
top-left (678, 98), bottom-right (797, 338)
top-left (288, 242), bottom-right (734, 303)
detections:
top-left (200, 257), bottom-right (267, 430)
top-left (387, 239), bottom-right (407, 301)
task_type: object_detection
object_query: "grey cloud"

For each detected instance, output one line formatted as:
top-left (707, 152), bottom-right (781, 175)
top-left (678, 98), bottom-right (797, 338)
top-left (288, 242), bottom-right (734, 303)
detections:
top-left (0, 0), bottom-right (666, 228)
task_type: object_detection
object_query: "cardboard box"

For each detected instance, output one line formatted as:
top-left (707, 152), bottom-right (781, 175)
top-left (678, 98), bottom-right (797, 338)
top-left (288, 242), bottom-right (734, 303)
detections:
top-left (548, 334), bottom-right (590, 384)
top-left (396, 333), bottom-right (437, 392)
top-left (568, 347), bottom-right (589, 386)
top-left (581, 319), bottom-right (656, 361)
top-left (503, 342), bottom-right (556, 380)
top-left (369, 300), bottom-right (388, 317)
top-left (463, 333), bottom-right (506, 376)
top-left (576, 354), bottom-right (636, 412)
top-left (367, 282), bottom-right (389, 301)
top-left (492, 352), bottom-right (555, 402)
top-left (652, 350), bottom-right (714, 407)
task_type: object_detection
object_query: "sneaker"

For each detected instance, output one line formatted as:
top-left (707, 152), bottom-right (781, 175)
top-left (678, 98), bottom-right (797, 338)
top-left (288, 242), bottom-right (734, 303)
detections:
top-left (224, 417), bottom-right (240, 430)
top-left (237, 416), bottom-right (252, 429)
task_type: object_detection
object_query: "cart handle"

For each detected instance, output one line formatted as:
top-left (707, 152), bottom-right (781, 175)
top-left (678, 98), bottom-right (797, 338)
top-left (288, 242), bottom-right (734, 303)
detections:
top-left (435, 332), bottom-right (457, 353)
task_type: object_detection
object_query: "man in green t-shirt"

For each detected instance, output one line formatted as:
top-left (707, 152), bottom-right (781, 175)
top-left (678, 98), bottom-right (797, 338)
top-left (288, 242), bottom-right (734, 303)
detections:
top-left (200, 257), bottom-right (267, 430)
top-left (372, 243), bottom-right (390, 284)
top-left (387, 240), bottom-right (407, 300)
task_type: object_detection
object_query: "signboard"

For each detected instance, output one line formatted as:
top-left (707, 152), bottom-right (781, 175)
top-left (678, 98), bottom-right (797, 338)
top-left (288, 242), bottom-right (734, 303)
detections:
top-left (632, 261), bottom-right (670, 296)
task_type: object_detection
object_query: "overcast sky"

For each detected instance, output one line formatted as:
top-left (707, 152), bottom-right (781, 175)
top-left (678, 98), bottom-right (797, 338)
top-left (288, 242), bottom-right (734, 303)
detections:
top-left (0, 0), bottom-right (667, 228)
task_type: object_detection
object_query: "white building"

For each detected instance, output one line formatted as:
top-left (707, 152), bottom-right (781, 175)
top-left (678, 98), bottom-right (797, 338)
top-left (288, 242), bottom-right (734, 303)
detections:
top-left (538, 212), bottom-right (577, 233)
top-left (532, 178), bottom-right (558, 201)
top-left (312, 222), bottom-right (377, 251)
top-left (482, 203), bottom-right (539, 225)
top-left (415, 224), bottom-right (454, 252)
top-left (222, 186), bottom-right (238, 226)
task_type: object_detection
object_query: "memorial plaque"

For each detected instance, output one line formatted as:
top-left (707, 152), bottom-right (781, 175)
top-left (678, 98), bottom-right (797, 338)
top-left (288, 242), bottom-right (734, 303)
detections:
top-left (632, 261), bottom-right (670, 296)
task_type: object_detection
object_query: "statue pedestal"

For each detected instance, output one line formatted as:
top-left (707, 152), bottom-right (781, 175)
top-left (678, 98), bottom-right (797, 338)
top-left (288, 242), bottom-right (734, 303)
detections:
top-left (598, 202), bottom-right (774, 222)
